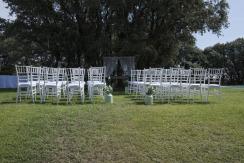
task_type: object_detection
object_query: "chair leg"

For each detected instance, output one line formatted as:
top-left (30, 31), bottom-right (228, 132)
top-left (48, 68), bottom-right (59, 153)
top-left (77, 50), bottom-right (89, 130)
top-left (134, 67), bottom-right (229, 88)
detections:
top-left (79, 88), bottom-right (83, 103)
top-left (34, 87), bottom-right (37, 102)
top-left (40, 87), bottom-right (43, 103)
top-left (188, 88), bottom-right (191, 104)
top-left (16, 87), bottom-right (19, 103)
top-left (200, 87), bottom-right (203, 103)
top-left (56, 91), bottom-right (59, 105)
top-left (31, 87), bottom-right (35, 103)
top-left (19, 88), bottom-right (22, 102)
top-left (66, 88), bottom-right (69, 104)
top-left (90, 87), bottom-right (93, 101)
top-left (63, 86), bottom-right (65, 98)
top-left (43, 88), bottom-right (46, 103)
top-left (207, 87), bottom-right (210, 103)
top-left (82, 91), bottom-right (85, 103)
top-left (56, 88), bottom-right (61, 104)
top-left (88, 86), bottom-right (90, 100)
top-left (26, 87), bottom-right (29, 100)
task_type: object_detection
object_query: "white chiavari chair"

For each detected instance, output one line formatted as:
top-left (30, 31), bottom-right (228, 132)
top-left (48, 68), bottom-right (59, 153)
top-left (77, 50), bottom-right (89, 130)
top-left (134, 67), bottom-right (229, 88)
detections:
top-left (30, 66), bottom-right (43, 97)
top-left (169, 68), bottom-right (181, 101)
top-left (159, 69), bottom-right (171, 103)
top-left (66, 68), bottom-right (85, 103)
top-left (138, 69), bottom-right (151, 99)
top-left (150, 68), bottom-right (162, 101)
top-left (129, 70), bottom-right (142, 95)
top-left (42, 67), bottom-right (62, 104)
top-left (15, 65), bottom-right (37, 103)
top-left (189, 68), bottom-right (208, 102)
top-left (179, 69), bottom-right (192, 102)
top-left (207, 68), bottom-right (224, 96)
top-left (87, 67), bottom-right (106, 101)
top-left (38, 67), bottom-right (46, 98)
top-left (135, 70), bottom-right (144, 98)
top-left (58, 68), bottom-right (68, 97)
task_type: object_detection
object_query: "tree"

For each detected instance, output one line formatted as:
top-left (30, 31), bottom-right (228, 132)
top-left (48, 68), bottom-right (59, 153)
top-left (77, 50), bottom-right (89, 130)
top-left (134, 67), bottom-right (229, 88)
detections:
top-left (220, 39), bottom-right (244, 84)
top-left (177, 44), bottom-right (206, 69)
top-left (203, 38), bottom-right (244, 84)
top-left (1, 0), bottom-right (229, 68)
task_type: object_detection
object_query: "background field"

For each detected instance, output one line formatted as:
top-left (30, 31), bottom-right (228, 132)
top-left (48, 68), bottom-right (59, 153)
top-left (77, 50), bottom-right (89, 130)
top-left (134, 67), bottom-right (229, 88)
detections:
top-left (0, 88), bottom-right (244, 162)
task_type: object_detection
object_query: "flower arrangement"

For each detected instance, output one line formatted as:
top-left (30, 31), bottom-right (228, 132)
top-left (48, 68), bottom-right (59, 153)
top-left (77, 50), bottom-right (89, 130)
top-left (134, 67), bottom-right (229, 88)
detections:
top-left (146, 86), bottom-right (156, 96)
top-left (103, 85), bottom-right (113, 95)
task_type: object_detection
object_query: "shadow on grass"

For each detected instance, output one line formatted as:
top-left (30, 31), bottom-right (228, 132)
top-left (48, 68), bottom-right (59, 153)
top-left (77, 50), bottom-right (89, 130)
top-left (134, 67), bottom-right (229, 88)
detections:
top-left (1, 101), bottom-right (17, 104)
top-left (0, 92), bottom-right (214, 106)
top-left (0, 96), bottom-right (105, 106)
top-left (0, 88), bottom-right (16, 92)
top-left (127, 95), bottom-right (212, 105)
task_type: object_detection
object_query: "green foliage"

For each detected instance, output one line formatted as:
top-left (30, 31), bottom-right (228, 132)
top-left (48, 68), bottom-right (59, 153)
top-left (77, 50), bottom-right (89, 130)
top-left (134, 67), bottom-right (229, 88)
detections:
top-left (177, 44), bottom-right (206, 68)
top-left (0, 65), bottom-right (15, 75)
top-left (205, 38), bottom-right (244, 84)
top-left (177, 38), bottom-right (244, 84)
top-left (146, 86), bottom-right (156, 95)
top-left (103, 85), bottom-right (113, 95)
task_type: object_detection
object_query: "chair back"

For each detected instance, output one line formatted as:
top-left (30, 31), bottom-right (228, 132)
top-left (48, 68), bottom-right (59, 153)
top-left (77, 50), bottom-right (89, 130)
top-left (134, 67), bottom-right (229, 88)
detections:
top-left (143, 69), bottom-right (152, 84)
top-left (151, 68), bottom-right (162, 84)
top-left (68, 68), bottom-right (85, 83)
top-left (170, 68), bottom-right (180, 84)
top-left (15, 65), bottom-right (31, 84)
top-left (191, 68), bottom-right (207, 85)
top-left (208, 68), bottom-right (224, 86)
top-left (88, 67), bottom-right (106, 83)
top-left (44, 67), bottom-right (59, 84)
top-left (30, 66), bottom-right (41, 83)
top-left (58, 68), bottom-right (67, 82)
top-left (180, 69), bottom-right (191, 84)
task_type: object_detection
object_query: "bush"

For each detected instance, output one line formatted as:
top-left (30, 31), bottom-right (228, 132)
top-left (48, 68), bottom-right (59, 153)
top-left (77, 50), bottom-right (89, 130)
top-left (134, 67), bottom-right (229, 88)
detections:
top-left (0, 65), bottom-right (15, 75)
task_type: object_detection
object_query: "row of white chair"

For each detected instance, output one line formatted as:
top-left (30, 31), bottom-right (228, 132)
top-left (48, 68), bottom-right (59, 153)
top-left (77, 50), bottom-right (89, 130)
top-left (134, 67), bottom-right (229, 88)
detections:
top-left (128, 68), bottom-right (223, 103)
top-left (15, 66), bottom-right (106, 103)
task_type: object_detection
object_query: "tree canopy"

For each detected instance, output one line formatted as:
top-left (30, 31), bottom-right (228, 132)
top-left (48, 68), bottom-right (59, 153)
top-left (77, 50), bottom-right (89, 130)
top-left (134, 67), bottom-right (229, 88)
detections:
top-left (0, 0), bottom-right (229, 68)
top-left (175, 38), bottom-right (244, 84)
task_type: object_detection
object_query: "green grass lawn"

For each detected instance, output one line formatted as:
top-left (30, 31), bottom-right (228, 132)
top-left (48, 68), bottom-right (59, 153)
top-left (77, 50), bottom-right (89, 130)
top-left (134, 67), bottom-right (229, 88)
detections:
top-left (0, 88), bottom-right (244, 162)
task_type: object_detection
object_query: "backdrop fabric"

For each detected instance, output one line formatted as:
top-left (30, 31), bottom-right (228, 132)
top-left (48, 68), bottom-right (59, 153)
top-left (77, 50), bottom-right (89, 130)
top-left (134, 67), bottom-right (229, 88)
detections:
top-left (103, 57), bottom-right (135, 77)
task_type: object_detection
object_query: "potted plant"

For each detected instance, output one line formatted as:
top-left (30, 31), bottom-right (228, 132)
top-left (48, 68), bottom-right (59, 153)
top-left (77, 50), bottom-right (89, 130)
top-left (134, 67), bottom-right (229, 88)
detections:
top-left (145, 86), bottom-right (156, 105)
top-left (103, 85), bottom-right (113, 104)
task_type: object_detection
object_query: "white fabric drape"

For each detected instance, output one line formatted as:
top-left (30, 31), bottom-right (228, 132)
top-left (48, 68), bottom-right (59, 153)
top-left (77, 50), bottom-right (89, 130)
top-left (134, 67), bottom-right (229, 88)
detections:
top-left (103, 57), bottom-right (135, 77)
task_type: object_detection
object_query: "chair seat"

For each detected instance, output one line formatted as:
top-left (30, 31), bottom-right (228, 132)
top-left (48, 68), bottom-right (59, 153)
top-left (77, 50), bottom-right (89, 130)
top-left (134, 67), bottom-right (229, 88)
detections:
top-left (161, 82), bottom-right (171, 86)
top-left (129, 81), bottom-right (144, 85)
top-left (189, 83), bottom-right (202, 88)
top-left (170, 82), bottom-right (181, 87)
top-left (130, 81), bottom-right (149, 85)
top-left (44, 82), bottom-right (62, 87)
top-left (208, 84), bottom-right (220, 88)
top-left (150, 82), bottom-right (161, 86)
top-left (181, 83), bottom-right (190, 87)
top-left (60, 81), bottom-right (67, 85)
top-left (31, 81), bottom-right (44, 85)
top-left (135, 81), bottom-right (145, 85)
top-left (18, 82), bottom-right (36, 87)
top-left (39, 80), bottom-right (45, 85)
top-left (67, 82), bottom-right (85, 88)
top-left (87, 81), bottom-right (105, 86)
top-left (32, 81), bottom-right (38, 85)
